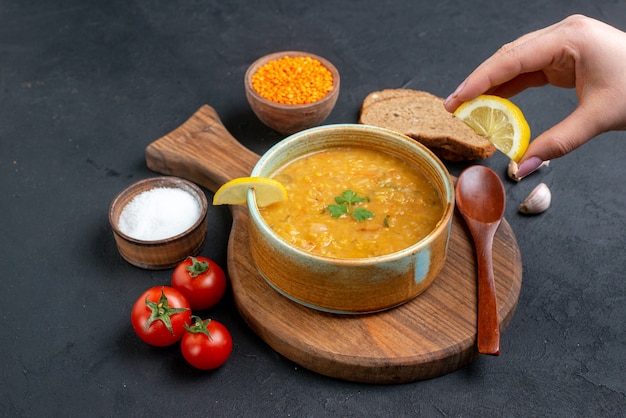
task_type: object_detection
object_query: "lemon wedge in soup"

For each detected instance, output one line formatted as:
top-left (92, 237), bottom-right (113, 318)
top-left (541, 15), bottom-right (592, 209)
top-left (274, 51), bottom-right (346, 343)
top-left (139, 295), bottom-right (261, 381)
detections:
top-left (213, 177), bottom-right (287, 207)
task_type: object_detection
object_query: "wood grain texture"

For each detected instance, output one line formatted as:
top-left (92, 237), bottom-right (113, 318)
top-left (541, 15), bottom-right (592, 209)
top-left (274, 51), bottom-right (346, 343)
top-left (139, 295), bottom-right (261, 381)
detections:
top-left (145, 105), bottom-right (523, 383)
top-left (145, 105), bottom-right (258, 192)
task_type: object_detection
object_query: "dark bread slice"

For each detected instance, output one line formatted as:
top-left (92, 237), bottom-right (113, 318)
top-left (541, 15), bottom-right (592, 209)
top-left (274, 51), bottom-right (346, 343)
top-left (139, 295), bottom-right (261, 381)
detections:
top-left (359, 89), bottom-right (496, 161)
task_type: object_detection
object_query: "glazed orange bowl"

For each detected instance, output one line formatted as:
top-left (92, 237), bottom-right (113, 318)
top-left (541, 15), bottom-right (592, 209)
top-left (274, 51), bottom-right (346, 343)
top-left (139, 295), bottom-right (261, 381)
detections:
top-left (246, 124), bottom-right (455, 313)
top-left (244, 51), bottom-right (340, 135)
top-left (109, 176), bottom-right (208, 270)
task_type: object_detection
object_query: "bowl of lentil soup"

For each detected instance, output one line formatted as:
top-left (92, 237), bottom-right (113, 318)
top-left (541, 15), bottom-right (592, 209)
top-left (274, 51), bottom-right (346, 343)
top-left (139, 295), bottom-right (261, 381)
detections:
top-left (247, 124), bottom-right (455, 313)
top-left (245, 51), bottom-right (340, 135)
top-left (109, 176), bottom-right (208, 270)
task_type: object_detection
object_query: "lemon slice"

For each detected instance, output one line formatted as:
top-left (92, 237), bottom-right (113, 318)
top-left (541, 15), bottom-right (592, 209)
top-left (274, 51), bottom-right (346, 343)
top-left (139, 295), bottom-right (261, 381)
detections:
top-left (454, 95), bottom-right (530, 162)
top-left (213, 177), bottom-right (287, 207)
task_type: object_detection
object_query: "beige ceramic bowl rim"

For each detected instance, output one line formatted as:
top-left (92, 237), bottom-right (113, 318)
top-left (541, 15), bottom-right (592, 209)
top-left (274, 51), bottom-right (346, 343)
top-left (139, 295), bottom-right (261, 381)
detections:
top-left (247, 123), bottom-right (455, 266)
top-left (109, 176), bottom-right (208, 245)
top-left (244, 50), bottom-right (340, 110)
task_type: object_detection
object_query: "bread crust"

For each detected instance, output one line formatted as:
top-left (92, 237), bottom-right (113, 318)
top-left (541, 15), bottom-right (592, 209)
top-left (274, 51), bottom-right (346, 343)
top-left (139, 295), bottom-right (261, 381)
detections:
top-left (359, 89), bottom-right (496, 161)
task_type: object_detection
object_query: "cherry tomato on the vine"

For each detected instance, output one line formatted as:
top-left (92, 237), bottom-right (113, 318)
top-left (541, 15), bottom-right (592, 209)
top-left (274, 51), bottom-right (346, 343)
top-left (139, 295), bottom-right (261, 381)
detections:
top-left (131, 286), bottom-right (192, 347)
top-left (181, 316), bottom-right (232, 370)
top-left (171, 256), bottom-right (227, 310)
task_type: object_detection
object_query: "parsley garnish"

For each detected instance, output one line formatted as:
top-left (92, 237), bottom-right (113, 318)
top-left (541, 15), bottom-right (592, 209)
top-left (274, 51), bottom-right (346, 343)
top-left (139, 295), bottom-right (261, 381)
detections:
top-left (327, 190), bottom-right (374, 222)
top-left (352, 207), bottom-right (375, 222)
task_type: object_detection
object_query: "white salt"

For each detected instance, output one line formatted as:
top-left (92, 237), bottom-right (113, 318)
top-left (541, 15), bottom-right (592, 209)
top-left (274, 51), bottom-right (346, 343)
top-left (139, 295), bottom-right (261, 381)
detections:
top-left (118, 187), bottom-right (202, 241)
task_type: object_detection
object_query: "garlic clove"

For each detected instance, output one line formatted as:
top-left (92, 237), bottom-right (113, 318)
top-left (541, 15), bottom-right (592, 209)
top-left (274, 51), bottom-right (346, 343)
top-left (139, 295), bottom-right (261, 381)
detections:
top-left (519, 183), bottom-right (551, 214)
top-left (508, 159), bottom-right (550, 181)
top-left (508, 160), bottom-right (521, 181)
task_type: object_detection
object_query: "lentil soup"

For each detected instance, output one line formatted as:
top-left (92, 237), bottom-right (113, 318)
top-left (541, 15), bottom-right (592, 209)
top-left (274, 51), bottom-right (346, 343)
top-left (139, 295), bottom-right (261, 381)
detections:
top-left (259, 146), bottom-right (444, 258)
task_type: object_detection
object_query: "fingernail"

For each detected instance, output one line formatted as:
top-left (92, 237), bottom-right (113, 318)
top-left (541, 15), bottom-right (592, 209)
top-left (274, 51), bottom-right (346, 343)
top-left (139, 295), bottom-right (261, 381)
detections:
top-left (444, 81), bottom-right (465, 106)
top-left (516, 156), bottom-right (543, 179)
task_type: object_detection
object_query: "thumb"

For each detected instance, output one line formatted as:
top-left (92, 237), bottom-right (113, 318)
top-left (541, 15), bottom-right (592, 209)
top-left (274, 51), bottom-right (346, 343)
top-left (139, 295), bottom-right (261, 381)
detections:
top-left (516, 104), bottom-right (604, 177)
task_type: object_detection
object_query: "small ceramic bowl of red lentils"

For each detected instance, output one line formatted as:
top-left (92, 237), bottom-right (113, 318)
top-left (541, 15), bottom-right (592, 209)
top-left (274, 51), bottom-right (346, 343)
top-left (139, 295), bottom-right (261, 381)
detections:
top-left (245, 51), bottom-right (340, 135)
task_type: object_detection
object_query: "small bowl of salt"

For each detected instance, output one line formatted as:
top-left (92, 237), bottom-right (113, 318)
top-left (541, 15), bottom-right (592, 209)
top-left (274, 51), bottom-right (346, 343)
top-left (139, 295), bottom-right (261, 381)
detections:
top-left (109, 176), bottom-right (208, 269)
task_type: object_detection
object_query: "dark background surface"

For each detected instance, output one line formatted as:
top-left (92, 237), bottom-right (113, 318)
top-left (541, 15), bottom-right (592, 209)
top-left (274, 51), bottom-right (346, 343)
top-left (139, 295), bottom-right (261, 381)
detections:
top-left (1, 1), bottom-right (625, 416)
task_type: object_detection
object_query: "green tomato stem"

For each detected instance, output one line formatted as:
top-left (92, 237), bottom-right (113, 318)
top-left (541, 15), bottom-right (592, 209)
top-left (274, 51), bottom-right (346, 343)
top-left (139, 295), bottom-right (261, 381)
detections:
top-left (184, 315), bottom-right (213, 340)
top-left (144, 287), bottom-right (189, 334)
top-left (186, 256), bottom-right (209, 277)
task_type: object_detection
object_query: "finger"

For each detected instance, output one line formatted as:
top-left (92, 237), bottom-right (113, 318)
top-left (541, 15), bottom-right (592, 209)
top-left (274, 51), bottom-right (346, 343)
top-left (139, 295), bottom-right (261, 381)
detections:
top-left (487, 71), bottom-right (550, 97)
top-left (443, 70), bottom-right (549, 112)
top-left (520, 103), bottom-right (605, 165)
top-left (466, 16), bottom-right (580, 94)
top-left (459, 42), bottom-right (564, 100)
top-left (443, 42), bottom-right (554, 111)
top-left (444, 19), bottom-right (576, 111)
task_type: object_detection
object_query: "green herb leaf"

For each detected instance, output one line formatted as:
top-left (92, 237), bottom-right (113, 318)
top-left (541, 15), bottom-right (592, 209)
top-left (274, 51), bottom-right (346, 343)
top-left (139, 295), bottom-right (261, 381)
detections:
top-left (327, 204), bottom-right (348, 218)
top-left (335, 190), bottom-right (365, 205)
top-left (353, 207), bottom-right (374, 222)
top-left (327, 190), bottom-right (374, 221)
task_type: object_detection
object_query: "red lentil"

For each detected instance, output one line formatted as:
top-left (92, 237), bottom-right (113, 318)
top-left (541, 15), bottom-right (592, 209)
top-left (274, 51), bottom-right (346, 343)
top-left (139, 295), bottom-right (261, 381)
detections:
top-left (251, 55), bottom-right (334, 105)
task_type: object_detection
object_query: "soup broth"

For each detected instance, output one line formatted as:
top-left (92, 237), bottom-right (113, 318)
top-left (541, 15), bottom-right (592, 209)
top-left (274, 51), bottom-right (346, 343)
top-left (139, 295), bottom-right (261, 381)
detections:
top-left (259, 146), bottom-right (444, 258)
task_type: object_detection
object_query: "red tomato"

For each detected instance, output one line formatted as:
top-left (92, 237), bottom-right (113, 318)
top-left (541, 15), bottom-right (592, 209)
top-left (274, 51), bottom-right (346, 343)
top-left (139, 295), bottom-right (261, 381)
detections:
top-left (171, 256), bottom-right (227, 310)
top-left (131, 286), bottom-right (192, 347)
top-left (181, 316), bottom-right (233, 370)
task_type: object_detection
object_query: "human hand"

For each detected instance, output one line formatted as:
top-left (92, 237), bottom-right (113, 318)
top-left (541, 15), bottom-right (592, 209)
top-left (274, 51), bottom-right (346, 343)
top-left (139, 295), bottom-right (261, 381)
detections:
top-left (444, 15), bottom-right (626, 178)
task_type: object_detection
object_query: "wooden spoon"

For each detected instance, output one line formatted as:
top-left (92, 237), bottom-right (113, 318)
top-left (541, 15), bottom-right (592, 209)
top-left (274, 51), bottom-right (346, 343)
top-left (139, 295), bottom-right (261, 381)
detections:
top-left (455, 165), bottom-right (506, 356)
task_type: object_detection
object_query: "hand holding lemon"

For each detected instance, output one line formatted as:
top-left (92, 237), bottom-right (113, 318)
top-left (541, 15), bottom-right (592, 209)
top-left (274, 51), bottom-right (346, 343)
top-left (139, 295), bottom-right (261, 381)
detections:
top-left (445, 15), bottom-right (626, 178)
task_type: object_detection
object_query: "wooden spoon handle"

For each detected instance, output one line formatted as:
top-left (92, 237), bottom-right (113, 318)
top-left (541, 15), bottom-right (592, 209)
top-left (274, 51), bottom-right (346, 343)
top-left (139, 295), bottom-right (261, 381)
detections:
top-left (145, 105), bottom-right (260, 192)
top-left (473, 224), bottom-right (501, 356)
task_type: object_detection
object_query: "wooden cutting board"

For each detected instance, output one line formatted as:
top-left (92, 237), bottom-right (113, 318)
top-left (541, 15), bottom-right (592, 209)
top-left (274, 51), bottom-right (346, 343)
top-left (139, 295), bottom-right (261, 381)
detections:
top-left (146, 105), bottom-right (523, 384)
